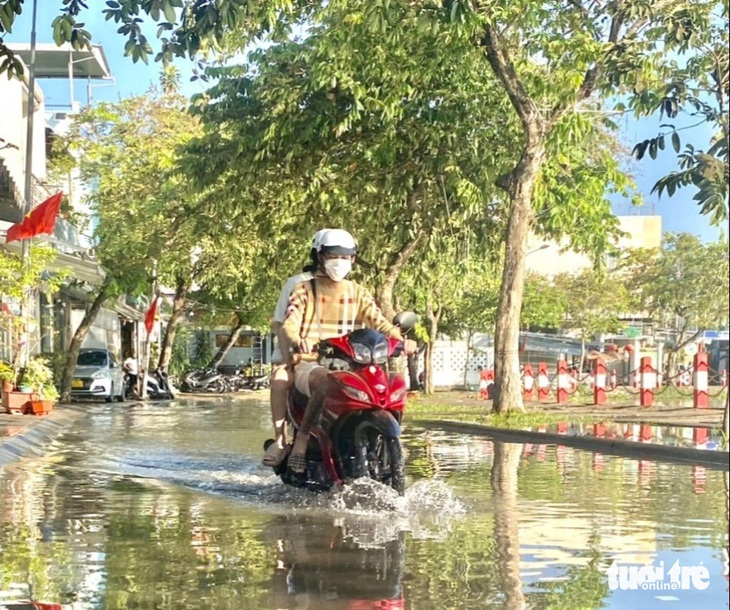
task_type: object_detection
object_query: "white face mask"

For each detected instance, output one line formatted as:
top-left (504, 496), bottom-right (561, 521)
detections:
top-left (324, 258), bottom-right (352, 282)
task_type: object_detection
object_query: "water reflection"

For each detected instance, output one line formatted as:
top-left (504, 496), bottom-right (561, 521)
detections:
top-left (492, 442), bottom-right (525, 610)
top-left (265, 515), bottom-right (405, 610)
top-left (0, 399), bottom-right (728, 610)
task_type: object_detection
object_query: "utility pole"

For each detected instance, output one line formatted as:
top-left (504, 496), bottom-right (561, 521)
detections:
top-left (18, 0), bottom-right (39, 373)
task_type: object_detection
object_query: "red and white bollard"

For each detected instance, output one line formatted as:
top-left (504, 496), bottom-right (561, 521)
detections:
top-left (556, 359), bottom-right (569, 404)
top-left (593, 358), bottom-right (607, 405)
top-left (523, 363), bottom-right (535, 401)
top-left (721, 369), bottom-right (728, 388)
top-left (640, 424), bottom-right (653, 442)
top-left (693, 352), bottom-right (709, 409)
top-left (633, 368), bottom-right (640, 388)
top-left (609, 369), bottom-right (617, 389)
top-left (693, 426), bottom-right (709, 447)
top-left (538, 362), bottom-right (550, 403)
top-left (640, 356), bottom-right (656, 407)
top-left (692, 465), bottom-right (707, 495)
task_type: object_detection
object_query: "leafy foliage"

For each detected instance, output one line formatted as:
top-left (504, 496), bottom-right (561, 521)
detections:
top-left (553, 268), bottom-right (631, 364)
top-left (620, 232), bottom-right (730, 352)
top-left (626, 2), bottom-right (728, 225)
top-left (0, 0), bottom-right (308, 77)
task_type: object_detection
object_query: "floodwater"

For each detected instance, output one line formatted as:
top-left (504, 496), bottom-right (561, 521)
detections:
top-left (0, 396), bottom-right (727, 610)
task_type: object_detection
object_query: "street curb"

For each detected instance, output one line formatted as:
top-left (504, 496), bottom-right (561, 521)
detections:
top-left (415, 420), bottom-right (730, 470)
top-left (0, 404), bottom-right (86, 468)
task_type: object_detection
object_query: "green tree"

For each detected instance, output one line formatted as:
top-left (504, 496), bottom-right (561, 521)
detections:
top-left (184, 7), bottom-right (511, 321)
top-left (59, 79), bottom-right (242, 395)
top-left (621, 233), bottom-right (730, 376)
top-left (421, 0), bottom-right (722, 412)
top-left (553, 269), bottom-right (631, 372)
top-left (0, 244), bottom-right (68, 378)
top-left (521, 273), bottom-right (567, 332)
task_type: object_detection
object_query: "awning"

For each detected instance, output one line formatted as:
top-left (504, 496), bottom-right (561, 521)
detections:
top-left (6, 43), bottom-right (112, 79)
top-left (113, 301), bottom-right (144, 322)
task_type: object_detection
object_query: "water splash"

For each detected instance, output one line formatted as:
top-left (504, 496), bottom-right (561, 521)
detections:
top-left (282, 478), bottom-right (468, 548)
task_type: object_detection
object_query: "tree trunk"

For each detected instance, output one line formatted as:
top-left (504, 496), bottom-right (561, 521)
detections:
top-left (375, 233), bottom-right (422, 321)
top-left (491, 441), bottom-right (524, 610)
top-left (208, 314), bottom-right (245, 370)
top-left (59, 281), bottom-right (111, 402)
top-left (424, 299), bottom-right (442, 395)
top-left (463, 329), bottom-right (473, 389)
top-left (407, 352), bottom-right (420, 391)
top-left (157, 277), bottom-right (189, 372)
top-left (666, 327), bottom-right (702, 379)
top-left (492, 152), bottom-right (543, 412)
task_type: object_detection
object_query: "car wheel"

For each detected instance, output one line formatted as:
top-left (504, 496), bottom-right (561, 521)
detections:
top-left (105, 383), bottom-right (114, 403)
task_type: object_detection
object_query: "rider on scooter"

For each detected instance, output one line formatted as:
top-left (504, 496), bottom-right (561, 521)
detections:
top-left (280, 229), bottom-right (417, 473)
top-left (263, 228), bottom-right (330, 467)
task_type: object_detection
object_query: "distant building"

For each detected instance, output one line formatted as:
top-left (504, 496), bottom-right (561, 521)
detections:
top-left (525, 214), bottom-right (662, 277)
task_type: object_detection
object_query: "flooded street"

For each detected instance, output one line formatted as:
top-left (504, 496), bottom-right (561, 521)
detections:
top-left (0, 396), bottom-right (728, 609)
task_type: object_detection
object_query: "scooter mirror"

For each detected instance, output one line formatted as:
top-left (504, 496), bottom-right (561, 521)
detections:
top-left (393, 311), bottom-right (418, 332)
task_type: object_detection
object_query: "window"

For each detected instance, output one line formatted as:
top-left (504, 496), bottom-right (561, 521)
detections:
top-left (78, 351), bottom-right (109, 367)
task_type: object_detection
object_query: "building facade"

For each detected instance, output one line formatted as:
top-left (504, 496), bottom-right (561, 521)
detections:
top-left (0, 46), bottom-right (144, 369)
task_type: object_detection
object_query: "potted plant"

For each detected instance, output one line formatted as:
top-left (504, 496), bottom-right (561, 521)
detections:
top-left (20, 356), bottom-right (57, 415)
top-left (0, 360), bottom-right (15, 394)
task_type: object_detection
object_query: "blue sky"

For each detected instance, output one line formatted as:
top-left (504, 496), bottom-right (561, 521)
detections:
top-left (7, 4), bottom-right (723, 242)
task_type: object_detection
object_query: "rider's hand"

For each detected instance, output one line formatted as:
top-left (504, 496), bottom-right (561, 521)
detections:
top-left (298, 340), bottom-right (311, 354)
top-left (404, 339), bottom-right (417, 355)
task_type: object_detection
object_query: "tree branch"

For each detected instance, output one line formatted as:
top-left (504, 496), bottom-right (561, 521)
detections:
top-left (480, 23), bottom-right (545, 141)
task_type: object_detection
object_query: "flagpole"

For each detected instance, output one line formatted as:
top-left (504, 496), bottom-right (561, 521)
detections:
top-left (19, 0), bottom-right (39, 371)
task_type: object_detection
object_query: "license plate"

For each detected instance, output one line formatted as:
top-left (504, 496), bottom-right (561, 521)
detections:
top-left (72, 378), bottom-right (84, 388)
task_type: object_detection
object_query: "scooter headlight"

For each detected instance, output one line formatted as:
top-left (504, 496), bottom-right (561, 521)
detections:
top-left (351, 342), bottom-right (372, 364)
top-left (372, 342), bottom-right (389, 364)
top-left (343, 386), bottom-right (370, 403)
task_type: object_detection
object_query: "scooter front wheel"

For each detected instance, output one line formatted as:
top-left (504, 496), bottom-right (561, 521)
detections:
top-left (351, 430), bottom-right (405, 495)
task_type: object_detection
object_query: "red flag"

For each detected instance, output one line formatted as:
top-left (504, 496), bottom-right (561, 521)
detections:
top-left (145, 296), bottom-right (159, 335)
top-left (5, 192), bottom-right (63, 243)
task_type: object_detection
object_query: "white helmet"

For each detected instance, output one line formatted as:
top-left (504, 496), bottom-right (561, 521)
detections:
top-left (318, 229), bottom-right (357, 256)
top-left (311, 228), bottom-right (331, 251)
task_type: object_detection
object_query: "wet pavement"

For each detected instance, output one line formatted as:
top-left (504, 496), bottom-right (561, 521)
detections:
top-left (0, 395), bottom-right (728, 609)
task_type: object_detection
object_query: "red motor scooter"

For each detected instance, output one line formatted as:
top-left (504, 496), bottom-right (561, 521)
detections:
top-left (265, 312), bottom-right (418, 494)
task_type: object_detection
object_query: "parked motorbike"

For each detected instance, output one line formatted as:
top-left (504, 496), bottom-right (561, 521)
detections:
top-left (264, 311), bottom-right (418, 494)
top-left (147, 368), bottom-right (175, 399)
top-left (123, 368), bottom-right (175, 400)
top-left (245, 371), bottom-right (271, 390)
top-left (180, 368), bottom-right (228, 393)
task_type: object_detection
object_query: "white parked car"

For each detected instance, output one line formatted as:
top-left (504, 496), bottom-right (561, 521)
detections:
top-left (71, 348), bottom-right (125, 403)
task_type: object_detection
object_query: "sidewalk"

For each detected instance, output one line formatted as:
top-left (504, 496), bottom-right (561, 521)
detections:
top-left (0, 403), bottom-right (87, 467)
top-left (409, 390), bottom-right (728, 469)
top-left (410, 390), bottom-right (725, 428)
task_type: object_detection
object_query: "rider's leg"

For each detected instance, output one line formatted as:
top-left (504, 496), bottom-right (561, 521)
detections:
top-left (288, 366), bottom-right (330, 473)
top-left (263, 365), bottom-right (290, 466)
top-left (271, 365), bottom-right (290, 445)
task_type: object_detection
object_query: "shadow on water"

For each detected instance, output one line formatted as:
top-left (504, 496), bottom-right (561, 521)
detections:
top-left (0, 398), bottom-right (728, 609)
